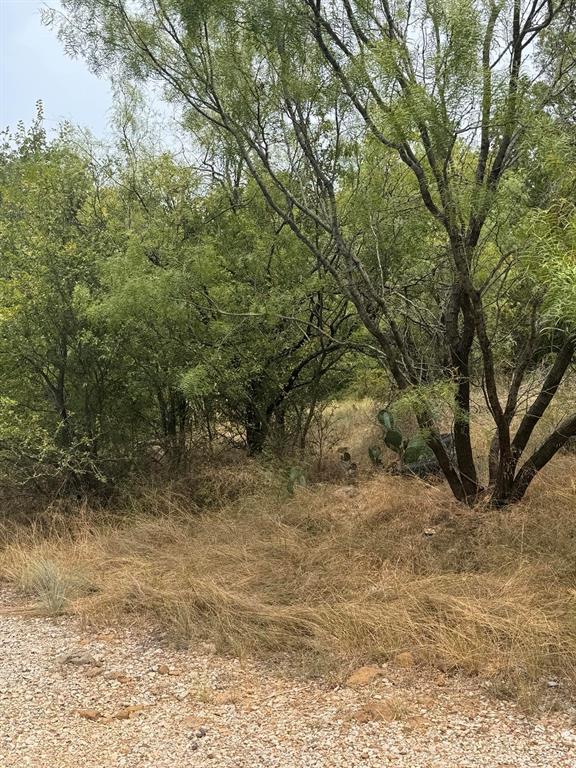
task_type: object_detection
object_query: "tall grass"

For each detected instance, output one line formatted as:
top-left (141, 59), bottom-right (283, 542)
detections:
top-left (1, 453), bottom-right (576, 702)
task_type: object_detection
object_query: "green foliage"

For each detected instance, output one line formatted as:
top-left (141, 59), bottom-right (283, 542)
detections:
top-left (372, 410), bottom-right (434, 467)
top-left (403, 436), bottom-right (432, 465)
top-left (6, 0), bottom-right (576, 505)
top-left (384, 428), bottom-right (404, 453)
top-left (287, 465), bottom-right (307, 495)
top-left (367, 445), bottom-right (382, 466)
top-left (376, 409), bottom-right (394, 430)
top-left (0, 110), bottom-right (355, 492)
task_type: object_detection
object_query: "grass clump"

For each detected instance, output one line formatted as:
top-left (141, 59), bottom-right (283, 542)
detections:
top-left (9, 554), bottom-right (92, 615)
top-left (1, 453), bottom-right (576, 700)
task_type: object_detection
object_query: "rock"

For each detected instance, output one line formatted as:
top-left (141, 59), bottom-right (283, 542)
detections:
top-left (75, 709), bottom-right (102, 721)
top-left (158, 664), bottom-right (171, 675)
top-left (196, 727), bottom-right (207, 738)
top-left (113, 705), bottom-right (149, 720)
top-left (404, 715), bottom-right (428, 732)
top-left (561, 730), bottom-right (576, 747)
top-left (181, 715), bottom-right (203, 729)
top-left (189, 742), bottom-right (199, 752)
top-left (103, 671), bottom-right (131, 683)
top-left (351, 699), bottom-right (399, 723)
top-left (84, 667), bottom-right (103, 679)
top-left (60, 651), bottom-right (100, 667)
top-left (393, 651), bottom-right (416, 668)
top-left (345, 665), bottom-right (384, 687)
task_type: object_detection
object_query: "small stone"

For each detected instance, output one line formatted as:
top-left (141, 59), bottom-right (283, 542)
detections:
top-left (345, 665), bottom-right (384, 687)
top-left (103, 671), bottom-right (131, 683)
top-left (189, 742), bottom-right (199, 751)
top-left (350, 699), bottom-right (399, 723)
top-left (158, 664), bottom-right (171, 675)
top-left (196, 727), bottom-right (207, 738)
top-left (113, 705), bottom-right (149, 720)
top-left (393, 651), bottom-right (416, 668)
top-left (84, 667), bottom-right (103, 679)
top-left (60, 651), bottom-right (100, 667)
top-left (75, 709), bottom-right (101, 721)
top-left (547, 679), bottom-right (559, 688)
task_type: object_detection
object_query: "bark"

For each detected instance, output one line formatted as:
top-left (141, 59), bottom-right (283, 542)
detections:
top-left (245, 403), bottom-right (269, 455)
top-left (157, 388), bottom-right (189, 465)
top-left (444, 283), bottom-right (479, 499)
top-left (504, 413), bottom-right (576, 504)
top-left (511, 337), bottom-right (575, 458)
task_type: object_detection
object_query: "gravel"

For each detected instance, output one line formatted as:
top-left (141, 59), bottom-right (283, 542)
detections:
top-left (0, 592), bottom-right (574, 767)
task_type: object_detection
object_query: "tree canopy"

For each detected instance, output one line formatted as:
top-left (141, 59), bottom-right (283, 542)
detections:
top-left (1, 0), bottom-right (576, 505)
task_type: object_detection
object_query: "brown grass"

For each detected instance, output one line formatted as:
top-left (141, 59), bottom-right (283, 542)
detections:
top-left (1, 450), bottom-right (576, 704)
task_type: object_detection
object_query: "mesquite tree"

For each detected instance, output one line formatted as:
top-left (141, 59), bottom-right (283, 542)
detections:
top-left (51, 0), bottom-right (576, 505)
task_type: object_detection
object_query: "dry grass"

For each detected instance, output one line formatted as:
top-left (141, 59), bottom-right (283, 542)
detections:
top-left (14, 558), bottom-right (79, 615)
top-left (1, 451), bottom-right (576, 705)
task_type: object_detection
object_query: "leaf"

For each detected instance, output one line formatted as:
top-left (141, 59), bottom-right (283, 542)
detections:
top-left (377, 409), bottom-right (394, 429)
top-left (404, 437), bottom-right (433, 464)
top-left (368, 445), bottom-right (382, 465)
top-left (384, 428), bottom-right (403, 453)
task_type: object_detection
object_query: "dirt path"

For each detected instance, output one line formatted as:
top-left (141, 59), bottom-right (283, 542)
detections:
top-left (0, 595), bottom-right (574, 767)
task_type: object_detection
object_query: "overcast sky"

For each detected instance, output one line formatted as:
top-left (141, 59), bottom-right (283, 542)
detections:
top-left (1, 0), bottom-right (113, 136)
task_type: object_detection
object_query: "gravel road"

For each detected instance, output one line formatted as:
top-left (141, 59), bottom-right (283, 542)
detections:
top-left (0, 593), bottom-right (574, 768)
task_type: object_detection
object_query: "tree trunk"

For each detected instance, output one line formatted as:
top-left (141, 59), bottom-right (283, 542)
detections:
top-left (495, 413), bottom-right (576, 505)
top-left (245, 406), bottom-right (269, 454)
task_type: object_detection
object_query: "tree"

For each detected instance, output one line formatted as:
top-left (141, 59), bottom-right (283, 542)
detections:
top-left (100, 141), bottom-right (356, 456)
top-left (0, 114), bottom-right (355, 491)
top-left (50, 0), bottom-right (576, 505)
top-left (0, 114), bottom-right (120, 489)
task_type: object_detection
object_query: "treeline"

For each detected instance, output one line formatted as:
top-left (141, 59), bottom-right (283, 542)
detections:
top-left (1, 88), bottom-right (576, 502)
top-left (0, 113), bottom-right (363, 493)
top-left (4, 0), bottom-right (576, 505)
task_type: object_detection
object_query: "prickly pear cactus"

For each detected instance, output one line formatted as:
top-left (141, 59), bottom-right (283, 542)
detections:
top-left (370, 409), bottom-right (433, 469)
top-left (368, 445), bottom-right (382, 466)
top-left (287, 466), bottom-right (306, 494)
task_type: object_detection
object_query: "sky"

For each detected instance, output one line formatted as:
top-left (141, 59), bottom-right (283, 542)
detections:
top-left (0, 0), bottom-right (114, 136)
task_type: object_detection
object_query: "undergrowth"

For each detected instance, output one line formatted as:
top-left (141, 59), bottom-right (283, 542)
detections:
top-left (1, 451), bottom-right (576, 706)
